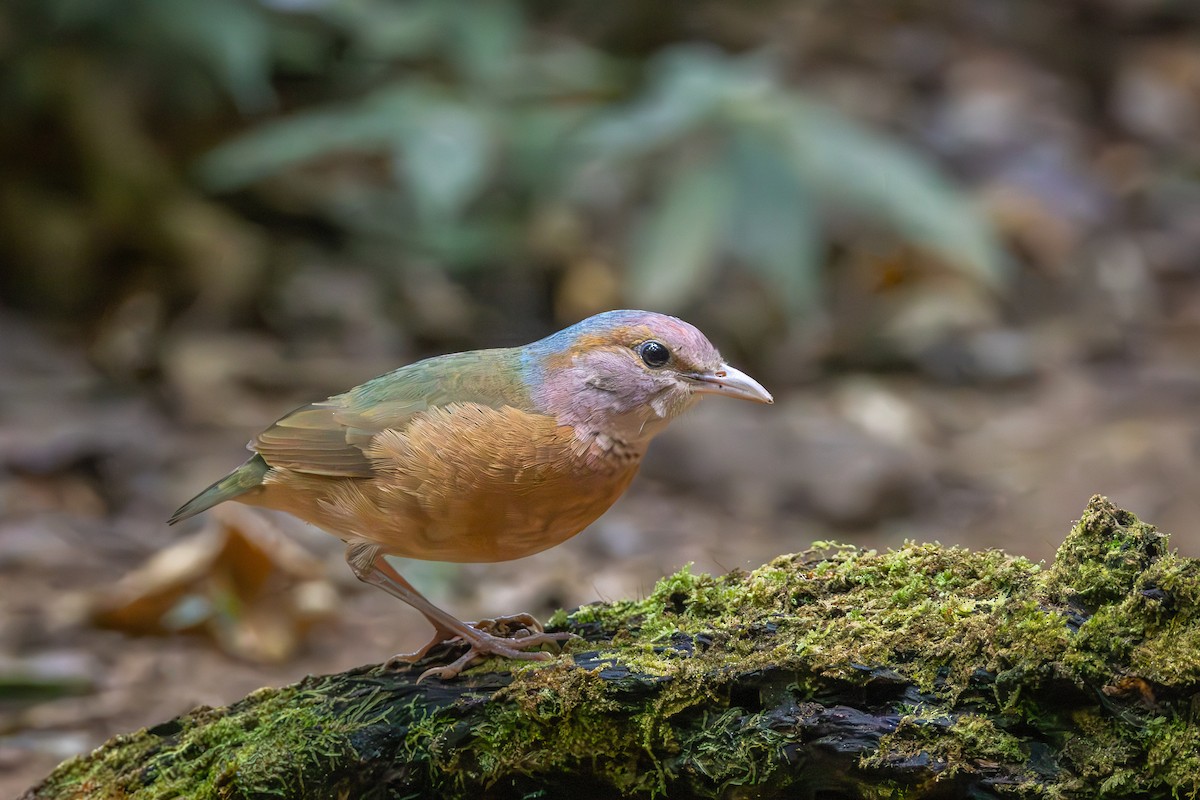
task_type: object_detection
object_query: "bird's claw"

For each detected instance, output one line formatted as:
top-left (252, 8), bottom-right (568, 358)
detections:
top-left (383, 613), bottom-right (559, 670)
top-left (385, 618), bottom-right (577, 682)
top-left (415, 630), bottom-right (569, 682)
top-left (384, 625), bottom-right (461, 668)
top-left (383, 606), bottom-right (578, 680)
top-left (471, 612), bottom-right (545, 636)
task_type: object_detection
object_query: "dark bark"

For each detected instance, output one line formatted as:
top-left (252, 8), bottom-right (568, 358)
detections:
top-left (23, 497), bottom-right (1200, 799)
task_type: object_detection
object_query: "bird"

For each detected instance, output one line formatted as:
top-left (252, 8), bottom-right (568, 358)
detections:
top-left (169, 310), bottom-right (773, 679)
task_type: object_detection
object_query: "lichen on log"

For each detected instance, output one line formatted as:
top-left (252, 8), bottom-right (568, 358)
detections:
top-left (24, 496), bottom-right (1200, 799)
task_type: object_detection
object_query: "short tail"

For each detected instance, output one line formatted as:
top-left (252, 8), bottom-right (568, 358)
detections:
top-left (168, 454), bottom-right (270, 525)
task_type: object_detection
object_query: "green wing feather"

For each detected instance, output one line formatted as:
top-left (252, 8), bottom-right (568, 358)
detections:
top-left (252, 348), bottom-right (534, 478)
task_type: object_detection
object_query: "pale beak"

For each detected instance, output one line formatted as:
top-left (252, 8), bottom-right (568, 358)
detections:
top-left (686, 363), bottom-right (774, 404)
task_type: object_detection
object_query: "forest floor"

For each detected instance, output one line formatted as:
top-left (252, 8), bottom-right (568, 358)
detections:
top-left (3, 306), bottom-right (1200, 796)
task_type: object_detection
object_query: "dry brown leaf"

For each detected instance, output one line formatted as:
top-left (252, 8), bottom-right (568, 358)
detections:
top-left (90, 506), bottom-right (337, 662)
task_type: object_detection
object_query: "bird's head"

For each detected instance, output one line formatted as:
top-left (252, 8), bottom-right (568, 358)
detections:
top-left (526, 310), bottom-right (772, 446)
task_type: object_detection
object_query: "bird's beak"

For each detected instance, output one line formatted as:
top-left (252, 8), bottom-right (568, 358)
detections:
top-left (686, 363), bottom-right (774, 404)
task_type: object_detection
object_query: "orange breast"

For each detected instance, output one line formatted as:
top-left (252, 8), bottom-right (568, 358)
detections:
top-left (247, 403), bottom-right (641, 563)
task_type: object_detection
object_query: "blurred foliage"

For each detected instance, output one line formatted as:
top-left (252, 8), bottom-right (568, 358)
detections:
top-left (0, 0), bottom-right (276, 319)
top-left (197, 1), bottom-right (1007, 314)
top-left (578, 47), bottom-right (1006, 311)
top-left (0, 0), bottom-right (1006, 338)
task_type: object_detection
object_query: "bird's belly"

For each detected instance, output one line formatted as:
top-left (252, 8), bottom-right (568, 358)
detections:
top-left (252, 405), bottom-right (643, 563)
top-left (301, 464), bottom-right (637, 563)
top-left (403, 474), bottom-right (634, 562)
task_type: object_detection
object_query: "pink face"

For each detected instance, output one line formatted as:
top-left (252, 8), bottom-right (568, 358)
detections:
top-left (529, 311), bottom-right (771, 443)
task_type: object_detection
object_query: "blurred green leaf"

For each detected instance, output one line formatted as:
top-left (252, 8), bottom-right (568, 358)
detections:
top-left (447, 0), bottom-right (525, 89)
top-left (141, 0), bottom-right (275, 113)
top-left (37, 0), bottom-right (278, 112)
top-left (46, 0), bottom-right (125, 29)
top-left (629, 157), bottom-right (731, 309)
top-left (200, 83), bottom-right (495, 223)
top-left (516, 40), bottom-right (618, 99)
top-left (415, 217), bottom-right (522, 269)
top-left (778, 98), bottom-right (1007, 287)
top-left (578, 46), bottom-right (769, 161)
top-left (197, 85), bottom-right (420, 190)
top-left (727, 130), bottom-right (821, 313)
top-left (395, 99), bottom-right (494, 222)
top-left (193, 21), bottom-right (1006, 302)
top-left (316, 0), bottom-right (445, 62)
top-left (507, 106), bottom-right (591, 190)
top-left (584, 46), bottom-right (1006, 306)
top-left (0, 670), bottom-right (93, 702)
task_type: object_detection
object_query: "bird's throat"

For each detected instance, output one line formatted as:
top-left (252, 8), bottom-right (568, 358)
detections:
top-left (581, 429), bottom-right (645, 470)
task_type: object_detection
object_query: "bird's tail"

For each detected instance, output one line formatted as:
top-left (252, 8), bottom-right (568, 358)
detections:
top-left (168, 454), bottom-right (270, 525)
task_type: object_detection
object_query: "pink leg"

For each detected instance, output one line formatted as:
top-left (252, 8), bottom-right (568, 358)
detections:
top-left (345, 543), bottom-right (574, 681)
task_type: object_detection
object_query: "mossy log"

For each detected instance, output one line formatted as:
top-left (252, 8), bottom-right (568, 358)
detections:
top-left (24, 496), bottom-right (1200, 799)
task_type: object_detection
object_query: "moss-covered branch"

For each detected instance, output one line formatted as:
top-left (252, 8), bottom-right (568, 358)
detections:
top-left (24, 496), bottom-right (1200, 799)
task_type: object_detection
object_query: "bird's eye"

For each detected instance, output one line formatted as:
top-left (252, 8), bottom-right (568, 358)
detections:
top-left (638, 340), bottom-right (671, 368)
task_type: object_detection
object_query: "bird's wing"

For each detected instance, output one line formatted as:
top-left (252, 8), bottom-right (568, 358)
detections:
top-left (251, 348), bottom-right (534, 478)
top-left (251, 402), bottom-right (381, 477)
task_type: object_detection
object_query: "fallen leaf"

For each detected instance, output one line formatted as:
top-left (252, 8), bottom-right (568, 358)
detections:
top-left (90, 506), bottom-right (337, 662)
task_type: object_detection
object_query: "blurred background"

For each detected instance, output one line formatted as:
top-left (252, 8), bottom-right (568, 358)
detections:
top-left (4, 0), bottom-right (1200, 791)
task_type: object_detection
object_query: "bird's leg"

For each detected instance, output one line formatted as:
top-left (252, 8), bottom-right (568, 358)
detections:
top-left (344, 542), bottom-right (574, 681)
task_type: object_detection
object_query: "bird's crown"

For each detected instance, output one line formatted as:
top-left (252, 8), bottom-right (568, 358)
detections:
top-left (529, 309), bottom-right (721, 376)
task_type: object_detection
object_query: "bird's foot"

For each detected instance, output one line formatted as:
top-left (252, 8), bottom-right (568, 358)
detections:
top-left (385, 626), bottom-right (462, 667)
top-left (384, 615), bottom-right (575, 682)
top-left (470, 612), bottom-right (546, 636)
top-left (415, 626), bottom-right (574, 682)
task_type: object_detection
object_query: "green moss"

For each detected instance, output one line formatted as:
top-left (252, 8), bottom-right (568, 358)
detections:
top-left (671, 706), bottom-right (793, 794)
top-left (562, 563), bottom-right (734, 646)
top-left (393, 663), bottom-right (666, 797)
top-left (1046, 495), bottom-right (1169, 609)
top-left (1058, 710), bottom-right (1142, 797)
top-left (542, 497), bottom-right (1199, 796)
top-left (868, 711), bottom-right (1028, 779)
top-left (530, 539), bottom-right (1073, 794)
top-left (1050, 697), bottom-right (1200, 800)
top-left (30, 495), bottom-right (1200, 799)
top-left (45, 683), bottom-right (358, 799)
top-left (558, 539), bottom-right (1056, 702)
top-left (1141, 713), bottom-right (1200, 796)
top-left (49, 730), bottom-right (164, 798)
